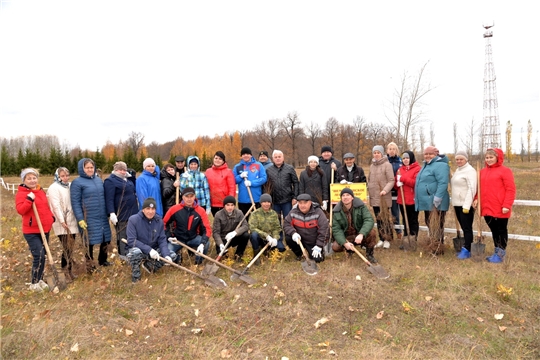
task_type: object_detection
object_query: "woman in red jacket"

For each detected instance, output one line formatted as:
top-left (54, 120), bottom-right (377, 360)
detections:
top-left (474, 148), bottom-right (516, 263)
top-left (15, 168), bottom-right (55, 291)
top-left (205, 151), bottom-right (236, 216)
top-left (395, 150), bottom-right (421, 247)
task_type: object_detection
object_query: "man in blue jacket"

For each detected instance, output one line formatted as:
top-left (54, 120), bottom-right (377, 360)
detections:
top-left (233, 147), bottom-right (267, 219)
top-left (126, 197), bottom-right (177, 283)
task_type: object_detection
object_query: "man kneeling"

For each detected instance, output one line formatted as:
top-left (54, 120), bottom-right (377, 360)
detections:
top-left (213, 196), bottom-right (250, 261)
top-left (332, 188), bottom-right (378, 263)
top-left (127, 197), bottom-right (176, 283)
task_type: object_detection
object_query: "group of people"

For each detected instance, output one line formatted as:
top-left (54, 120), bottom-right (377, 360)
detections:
top-left (16, 143), bottom-right (516, 290)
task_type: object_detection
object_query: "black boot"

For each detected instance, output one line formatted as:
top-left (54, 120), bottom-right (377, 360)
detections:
top-left (252, 248), bottom-right (261, 265)
top-left (366, 248), bottom-right (377, 263)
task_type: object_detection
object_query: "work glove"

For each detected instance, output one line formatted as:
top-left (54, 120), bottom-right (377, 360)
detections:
top-left (27, 192), bottom-right (35, 201)
top-left (311, 245), bottom-right (322, 259)
top-left (292, 233), bottom-right (301, 244)
top-left (164, 256), bottom-right (172, 263)
top-left (397, 175), bottom-right (401, 182)
top-left (244, 180), bottom-right (251, 187)
top-left (168, 237), bottom-right (177, 244)
top-left (181, 172), bottom-right (190, 179)
top-left (149, 249), bottom-right (159, 260)
top-left (225, 231), bottom-right (237, 241)
top-left (355, 234), bottom-right (364, 244)
top-left (266, 235), bottom-right (278, 248)
top-left (78, 220), bottom-right (87, 230)
top-left (396, 181), bottom-right (403, 187)
top-left (340, 179), bottom-right (347, 184)
top-left (219, 244), bottom-right (226, 253)
top-left (206, 207), bottom-right (211, 215)
top-left (321, 201), bottom-right (328, 211)
top-left (240, 171), bottom-right (248, 178)
top-left (462, 208), bottom-right (469, 214)
top-left (196, 244), bottom-right (204, 254)
top-left (109, 213), bottom-right (118, 225)
top-left (433, 196), bottom-right (442, 208)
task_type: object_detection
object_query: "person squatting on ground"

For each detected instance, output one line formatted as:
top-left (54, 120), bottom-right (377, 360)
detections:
top-left (71, 158), bottom-right (112, 271)
top-left (368, 145), bottom-right (395, 249)
top-left (337, 152), bottom-right (366, 184)
top-left (298, 155), bottom-right (329, 210)
top-left (206, 151), bottom-right (236, 216)
top-left (16, 168), bottom-right (54, 291)
top-left (180, 156), bottom-right (211, 215)
top-left (283, 193), bottom-right (329, 263)
top-left (414, 146), bottom-right (450, 255)
top-left (104, 161), bottom-right (139, 259)
top-left (473, 148), bottom-right (516, 263)
top-left (234, 147), bottom-right (267, 218)
top-left (160, 163), bottom-right (180, 215)
top-left (47, 167), bottom-right (79, 281)
top-left (212, 196), bottom-right (250, 260)
top-left (126, 197), bottom-right (177, 283)
top-left (450, 150), bottom-right (477, 260)
top-left (163, 187), bottom-right (211, 265)
top-left (386, 142), bottom-right (403, 239)
top-left (136, 157), bottom-right (164, 217)
top-left (331, 188), bottom-right (378, 263)
top-left (395, 150), bottom-right (421, 248)
top-left (248, 193), bottom-right (283, 256)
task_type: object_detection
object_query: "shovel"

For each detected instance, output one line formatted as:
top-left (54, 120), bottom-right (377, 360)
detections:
top-left (452, 210), bottom-right (465, 253)
top-left (174, 240), bottom-right (257, 285)
top-left (231, 242), bottom-right (270, 281)
top-left (471, 161), bottom-right (486, 260)
top-left (32, 203), bottom-right (67, 291)
top-left (348, 242), bottom-right (389, 279)
top-left (398, 179), bottom-right (416, 251)
top-left (298, 240), bottom-right (318, 276)
top-left (324, 169), bottom-right (335, 257)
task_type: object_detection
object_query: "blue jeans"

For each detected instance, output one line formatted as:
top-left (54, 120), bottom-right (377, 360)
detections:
top-left (250, 231), bottom-right (285, 252)
top-left (167, 235), bottom-right (208, 264)
top-left (391, 199), bottom-right (402, 234)
top-left (273, 202), bottom-right (292, 247)
top-left (24, 232), bottom-right (49, 284)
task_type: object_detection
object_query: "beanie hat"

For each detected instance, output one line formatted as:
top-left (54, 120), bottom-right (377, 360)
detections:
top-left (340, 188), bottom-right (354, 197)
top-left (181, 187), bottom-right (195, 196)
top-left (372, 145), bottom-right (384, 154)
top-left (241, 147), bottom-right (252, 156)
top-left (214, 151), bottom-right (226, 162)
top-left (21, 168), bottom-right (39, 181)
top-left (143, 158), bottom-right (156, 169)
top-left (142, 197), bottom-right (157, 209)
top-left (223, 195), bottom-right (236, 206)
top-left (424, 145), bottom-right (439, 155)
top-left (307, 155), bottom-right (319, 165)
top-left (259, 193), bottom-right (272, 203)
top-left (259, 150), bottom-right (269, 157)
top-left (402, 150), bottom-right (416, 164)
top-left (113, 161), bottom-right (128, 171)
top-left (455, 150), bottom-right (468, 161)
top-left (321, 145), bottom-right (332, 154)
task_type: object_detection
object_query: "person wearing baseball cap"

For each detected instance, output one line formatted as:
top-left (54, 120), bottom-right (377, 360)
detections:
top-left (174, 156), bottom-right (186, 175)
top-left (126, 197), bottom-right (178, 283)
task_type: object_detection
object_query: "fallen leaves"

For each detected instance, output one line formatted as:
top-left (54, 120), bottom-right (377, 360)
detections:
top-left (70, 343), bottom-right (79, 352)
top-left (220, 349), bottom-right (232, 358)
top-left (496, 284), bottom-right (513, 299)
top-left (425, 296), bottom-right (433, 302)
top-left (498, 326), bottom-right (507, 332)
top-left (376, 310), bottom-right (384, 319)
top-left (401, 301), bottom-right (414, 313)
top-left (191, 328), bottom-right (203, 334)
top-left (355, 275), bottom-right (361, 281)
top-left (314, 317), bottom-right (329, 329)
top-left (494, 313), bottom-right (504, 320)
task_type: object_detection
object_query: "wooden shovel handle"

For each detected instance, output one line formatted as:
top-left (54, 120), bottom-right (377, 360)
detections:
top-left (175, 172), bottom-right (180, 204)
top-left (216, 204), bottom-right (255, 260)
top-left (32, 203), bottom-right (55, 265)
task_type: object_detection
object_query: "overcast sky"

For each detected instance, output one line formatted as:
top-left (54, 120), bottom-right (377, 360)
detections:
top-left (1, 1), bottom-right (538, 154)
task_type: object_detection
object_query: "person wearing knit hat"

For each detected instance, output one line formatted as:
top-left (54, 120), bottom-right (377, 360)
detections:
top-left (451, 150), bottom-right (477, 259)
top-left (206, 151), bottom-right (236, 216)
top-left (233, 145), bottom-right (268, 220)
top-left (258, 151), bottom-right (272, 167)
top-left (336, 151), bottom-right (366, 185)
top-left (125, 197), bottom-right (178, 283)
top-left (299, 155), bottom-right (329, 209)
top-left (372, 145), bottom-right (385, 155)
top-left (136, 157), bottom-right (164, 217)
top-left (240, 147), bottom-right (252, 156)
top-left (249, 193), bottom-right (283, 258)
top-left (331, 185), bottom-right (378, 263)
top-left (212, 195), bottom-right (250, 259)
top-left (180, 155), bottom-right (211, 216)
top-left (319, 146), bottom-right (341, 199)
top-left (395, 150), bottom-right (420, 250)
top-left (105, 160), bottom-right (138, 259)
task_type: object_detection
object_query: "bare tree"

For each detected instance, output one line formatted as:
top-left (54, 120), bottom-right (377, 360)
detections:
top-left (322, 117), bottom-right (339, 151)
top-left (527, 119), bottom-right (532, 162)
top-left (280, 111), bottom-right (304, 167)
top-left (419, 125), bottom-right (426, 154)
top-left (429, 122), bottom-right (435, 146)
top-left (505, 120), bottom-right (512, 162)
top-left (453, 122), bottom-right (458, 154)
top-left (461, 117), bottom-right (477, 158)
top-left (353, 116), bottom-right (366, 161)
top-left (254, 119), bottom-right (282, 151)
top-left (127, 131), bottom-right (145, 156)
top-left (305, 121), bottom-right (322, 155)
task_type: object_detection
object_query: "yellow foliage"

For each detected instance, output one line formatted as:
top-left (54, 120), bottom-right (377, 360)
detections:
top-left (496, 284), bottom-right (513, 299)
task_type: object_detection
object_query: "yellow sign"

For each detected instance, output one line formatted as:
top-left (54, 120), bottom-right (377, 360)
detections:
top-left (330, 183), bottom-right (367, 203)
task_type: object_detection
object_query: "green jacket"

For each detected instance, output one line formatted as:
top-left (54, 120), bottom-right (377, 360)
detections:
top-left (332, 197), bottom-right (374, 246)
top-left (248, 207), bottom-right (281, 239)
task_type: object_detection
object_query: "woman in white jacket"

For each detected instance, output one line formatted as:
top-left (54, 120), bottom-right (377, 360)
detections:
top-left (47, 167), bottom-right (79, 280)
top-left (450, 151), bottom-right (477, 260)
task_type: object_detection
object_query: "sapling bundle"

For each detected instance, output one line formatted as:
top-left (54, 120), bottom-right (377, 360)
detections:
top-left (427, 209), bottom-right (445, 255)
top-left (377, 196), bottom-right (394, 242)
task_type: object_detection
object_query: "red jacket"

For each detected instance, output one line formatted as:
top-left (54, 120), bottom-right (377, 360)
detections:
top-left (16, 184), bottom-right (55, 234)
top-left (396, 162), bottom-right (420, 205)
top-left (479, 148), bottom-right (516, 218)
top-left (205, 162), bottom-right (236, 208)
top-left (163, 200), bottom-right (212, 243)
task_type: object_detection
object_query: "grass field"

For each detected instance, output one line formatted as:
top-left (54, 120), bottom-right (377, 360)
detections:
top-left (1, 163), bottom-right (539, 359)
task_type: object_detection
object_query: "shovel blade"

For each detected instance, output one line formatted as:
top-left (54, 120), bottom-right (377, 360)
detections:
top-left (202, 263), bottom-right (219, 277)
top-left (471, 236), bottom-right (486, 258)
top-left (453, 236), bottom-right (465, 253)
top-left (366, 264), bottom-right (390, 279)
top-left (46, 270), bottom-right (68, 291)
top-left (205, 275), bottom-right (228, 288)
top-left (230, 271), bottom-right (257, 284)
top-left (301, 259), bottom-right (318, 275)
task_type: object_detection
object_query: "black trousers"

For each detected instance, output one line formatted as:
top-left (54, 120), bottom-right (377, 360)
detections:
top-left (399, 203), bottom-right (419, 236)
top-left (454, 206), bottom-right (475, 251)
top-left (484, 216), bottom-right (509, 250)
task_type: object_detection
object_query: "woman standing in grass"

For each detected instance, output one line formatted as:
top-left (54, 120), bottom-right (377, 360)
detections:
top-left (395, 150), bottom-right (420, 248)
top-left (47, 167), bottom-right (79, 280)
top-left (474, 148), bottom-right (516, 263)
top-left (298, 155), bottom-right (329, 209)
top-left (15, 168), bottom-right (55, 291)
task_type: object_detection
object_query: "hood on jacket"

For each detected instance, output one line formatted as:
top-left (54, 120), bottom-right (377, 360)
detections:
top-left (486, 148), bottom-right (505, 168)
top-left (160, 166), bottom-right (176, 181)
top-left (402, 150), bottom-right (416, 164)
top-left (187, 155), bottom-right (200, 172)
top-left (333, 197), bottom-right (366, 213)
top-left (77, 158), bottom-right (96, 179)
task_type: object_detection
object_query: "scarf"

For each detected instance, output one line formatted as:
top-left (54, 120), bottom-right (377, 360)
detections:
top-left (54, 168), bottom-right (70, 188)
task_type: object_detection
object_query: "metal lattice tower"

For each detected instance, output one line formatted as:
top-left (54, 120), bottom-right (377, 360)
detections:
top-left (481, 24), bottom-right (501, 151)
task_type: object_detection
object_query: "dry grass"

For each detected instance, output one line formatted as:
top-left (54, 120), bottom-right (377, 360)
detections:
top-left (1, 164), bottom-right (540, 359)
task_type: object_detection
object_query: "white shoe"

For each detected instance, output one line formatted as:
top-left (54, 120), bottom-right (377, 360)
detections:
top-left (375, 240), bottom-right (384, 248)
top-left (29, 283), bottom-right (43, 292)
top-left (383, 240), bottom-right (391, 249)
top-left (38, 280), bottom-right (50, 291)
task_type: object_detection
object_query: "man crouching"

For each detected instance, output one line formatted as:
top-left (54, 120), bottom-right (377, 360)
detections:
top-left (127, 197), bottom-right (177, 283)
top-left (332, 188), bottom-right (378, 263)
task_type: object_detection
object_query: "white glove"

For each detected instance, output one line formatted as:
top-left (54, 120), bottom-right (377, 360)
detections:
top-left (244, 180), bottom-right (251, 187)
top-left (355, 234), bottom-right (364, 244)
top-left (292, 233), bottom-right (301, 244)
top-left (206, 207), bottom-right (211, 215)
top-left (396, 181), bottom-right (403, 187)
top-left (219, 244), bottom-right (226, 253)
top-left (322, 201), bottom-right (328, 211)
top-left (168, 237), bottom-right (177, 244)
top-left (266, 235), bottom-right (278, 247)
top-left (397, 175), bottom-right (401, 182)
top-left (240, 171), bottom-right (248, 178)
top-left (225, 231), bottom-right (237, 241)
top-left (164, 256), bottom-right (172, 263)
top-left (311, 245), bottom-right (322, 259)
top-left (149, 249), bottom-right (159, 260)
top-left (173, 180), bottom-right (180, 187)
top-left (109, 213), bottom-right (118, 225)
top-left (27, 192), bottom-right (35, 200)
top-left (340, 179), bottom-right (347, 184)
top-left (181, 172), bottom-right (190, 178)
top-left (433, 196), bottom-right (442, 208)
top-left (347, 182), bottom-right (353, 184)
top-left (196, 244), bottom-right (204, 254)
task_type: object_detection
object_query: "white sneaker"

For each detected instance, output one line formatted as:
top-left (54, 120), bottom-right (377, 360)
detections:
top-left (383, 240), bottom-right (391, 249)
top-left (29, 283), bottom-right (43, 292)
top-left (38, 280), bottom-right (50, 291)
top-left (375, 240), bottom-right (384, 248)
